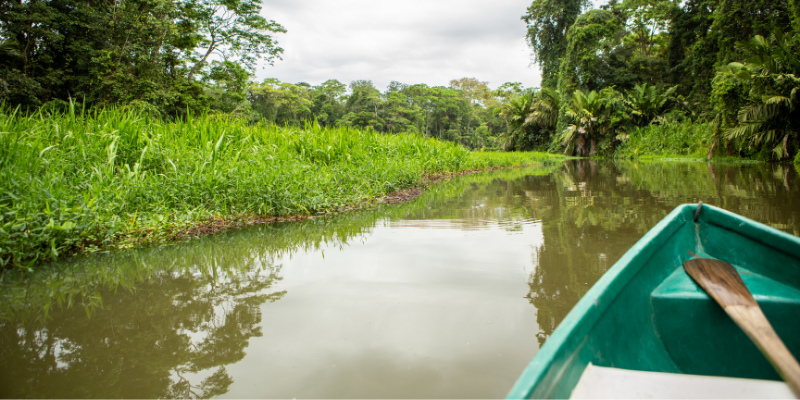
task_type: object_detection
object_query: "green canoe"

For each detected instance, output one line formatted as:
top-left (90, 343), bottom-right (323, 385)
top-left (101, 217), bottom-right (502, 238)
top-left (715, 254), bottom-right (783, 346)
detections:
top-left (508, 203), bottom-right (800, 399)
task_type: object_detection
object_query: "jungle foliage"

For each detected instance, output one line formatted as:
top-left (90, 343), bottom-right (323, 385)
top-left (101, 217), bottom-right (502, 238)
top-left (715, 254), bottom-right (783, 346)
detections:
top-left (0, 0), bottom-right (285, 116)
top-left (520, 0), bottom-right (800, 160)
top-left (4, 0), bottom-right (800, 157)
top-left (243, 77), bottom-right (521, 150)
top-left (0, 1), bottom-right (539, 150)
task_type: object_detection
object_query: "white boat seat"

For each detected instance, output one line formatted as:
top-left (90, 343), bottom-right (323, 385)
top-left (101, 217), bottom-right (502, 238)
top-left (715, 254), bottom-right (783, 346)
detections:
top-left (570, 363), bottom-right (797, 399)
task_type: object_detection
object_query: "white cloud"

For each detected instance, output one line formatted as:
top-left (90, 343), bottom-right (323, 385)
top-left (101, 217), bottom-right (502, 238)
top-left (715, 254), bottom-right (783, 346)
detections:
top-left (256, 0), bottom-right (542, 91)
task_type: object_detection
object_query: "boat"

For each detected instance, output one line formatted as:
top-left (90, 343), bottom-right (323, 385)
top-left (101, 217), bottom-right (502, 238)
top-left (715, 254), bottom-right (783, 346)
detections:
top-left (508, 203), bottom-right (800, 399)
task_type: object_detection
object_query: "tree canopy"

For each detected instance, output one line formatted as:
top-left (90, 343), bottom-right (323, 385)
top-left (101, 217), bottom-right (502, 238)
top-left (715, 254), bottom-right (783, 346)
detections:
top-left (0, 0), bottom-right (284, 114)
top-left (520, 0), bottom-right (800, 159)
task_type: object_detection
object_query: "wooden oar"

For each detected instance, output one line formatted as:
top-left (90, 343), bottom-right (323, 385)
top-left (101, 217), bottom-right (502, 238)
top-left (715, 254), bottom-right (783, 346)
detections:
top-left (683, 258), bottom-right (800, 397)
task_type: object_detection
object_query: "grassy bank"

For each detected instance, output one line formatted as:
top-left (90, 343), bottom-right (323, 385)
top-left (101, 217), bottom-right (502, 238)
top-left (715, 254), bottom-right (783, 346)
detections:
top-left (0, 106), bottom-right (562, 269)
top-left (614, 121), bottom-right (713, 159)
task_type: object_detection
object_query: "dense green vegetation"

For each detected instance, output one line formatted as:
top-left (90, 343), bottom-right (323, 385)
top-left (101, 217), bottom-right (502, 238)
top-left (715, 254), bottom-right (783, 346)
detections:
top-left (244, 77), bottom-right (519, 149)
top-left (614, 122), bottom-right (714, 159)
top-left (0, 106), bottom-right (561, 268)
top-left (4, 0), bottom-right (797, 159)
top-left (0, 0), bottom-right (285, 116)
top-left (0, 1), bottom-right (532, 150)
top-left (518, 0), bottom-right (800, 160)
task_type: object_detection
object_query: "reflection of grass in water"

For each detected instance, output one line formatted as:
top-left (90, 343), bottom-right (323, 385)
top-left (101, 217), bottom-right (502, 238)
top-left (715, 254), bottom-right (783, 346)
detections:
top-left (383, 164), bottom-right (561, 224)
top-left (0, 213), bottom-right (373, 323)
top-left (410, 164), bottom-right (559, 202)
top-left (613, 159), bottom-right (783, 203)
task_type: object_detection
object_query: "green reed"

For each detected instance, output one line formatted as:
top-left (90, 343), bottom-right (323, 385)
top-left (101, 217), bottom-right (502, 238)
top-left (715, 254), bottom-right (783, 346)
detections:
top-left (0, 105), bottom-right (561, 268)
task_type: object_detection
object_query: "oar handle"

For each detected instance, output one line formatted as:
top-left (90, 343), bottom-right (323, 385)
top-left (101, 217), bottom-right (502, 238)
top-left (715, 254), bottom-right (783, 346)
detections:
top-left (725, 304), bottom-right (800, 397)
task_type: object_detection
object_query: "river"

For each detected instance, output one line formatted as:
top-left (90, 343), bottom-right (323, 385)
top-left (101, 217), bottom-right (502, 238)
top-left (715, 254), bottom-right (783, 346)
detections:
top-left (1, 160), bottom-right (798, 398)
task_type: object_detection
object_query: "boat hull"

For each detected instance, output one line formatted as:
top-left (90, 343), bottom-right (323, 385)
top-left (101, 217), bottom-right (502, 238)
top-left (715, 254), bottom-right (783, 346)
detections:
top-left (508, 204), bottom-right (800, 399)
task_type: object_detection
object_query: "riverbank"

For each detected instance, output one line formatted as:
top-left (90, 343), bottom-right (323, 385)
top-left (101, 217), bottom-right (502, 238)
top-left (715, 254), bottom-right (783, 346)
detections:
top-left (0, 108), bottom-right (563, 269)
top-left (613, 121), bottom-right (798, 164)
top-left (613, 121), bottom-right (713, 159)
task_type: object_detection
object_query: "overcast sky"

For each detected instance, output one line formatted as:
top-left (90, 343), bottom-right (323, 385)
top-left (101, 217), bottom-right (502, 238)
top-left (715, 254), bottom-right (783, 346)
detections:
top-left (255, 0), bottom-right (545, 91)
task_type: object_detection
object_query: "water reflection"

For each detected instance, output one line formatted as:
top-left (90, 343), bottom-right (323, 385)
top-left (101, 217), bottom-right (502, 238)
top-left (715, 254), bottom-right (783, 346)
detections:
top-left (0, 161), bottom-right (798, 398)
top-left (526, 160), bottom-right (799, 345)
top-left (0, 240), bottom-right (286, 398)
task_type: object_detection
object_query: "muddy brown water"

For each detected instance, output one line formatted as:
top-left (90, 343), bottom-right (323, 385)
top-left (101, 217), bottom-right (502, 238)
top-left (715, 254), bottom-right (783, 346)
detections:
top-left (1, 160), bottom-right (799, 398)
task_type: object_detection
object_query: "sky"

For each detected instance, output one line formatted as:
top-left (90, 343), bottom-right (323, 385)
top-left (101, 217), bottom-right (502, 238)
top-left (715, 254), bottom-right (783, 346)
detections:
top-left (255, 0), bottom-right (545, 91)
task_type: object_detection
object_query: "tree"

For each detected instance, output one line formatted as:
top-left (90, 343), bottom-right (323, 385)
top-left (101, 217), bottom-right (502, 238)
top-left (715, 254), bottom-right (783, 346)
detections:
top-left (449, 77), bottom-right (491, 106)
top-left (708, 0), bottom-right (793, 67)
top-left (526, 87), bottom-right (562, 131)
top-left (382, 83), bottom-right (418, 134)
top-left (341, 80), bottom-right (384, 131)
top-left (716, 30), bottom-right (800, 159)
top-left (562, 88), bottom-right (627, 156)
top-left (498, 89), bottom-right (547, 151)
top-left (181, 0), bottom-right (286, 81)
top-left (0, 0), bottom-right (286, 115)
top-left (664, 0), bottom-right (718, 101)
top-left (248, 78), bottom-right (313, 124)
top-left (555, 9), bottom-right (626, 142)
top-left (562, 89), bottom-right (605, 156)
top-left (792, 0), bottom-right (800, 31)
top-left (310, 79), bottom-right (347, 126)
top-left (522, 0), bottom-right (591, 88)
top-left (622, 0), bottom-right (676, 58)
top-left (204, 60), bottom-right (251, 113)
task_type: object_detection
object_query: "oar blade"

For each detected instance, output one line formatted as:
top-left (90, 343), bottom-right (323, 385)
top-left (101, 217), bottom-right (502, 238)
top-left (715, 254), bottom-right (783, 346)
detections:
top-left (683, 258), bottom-right (758, 308)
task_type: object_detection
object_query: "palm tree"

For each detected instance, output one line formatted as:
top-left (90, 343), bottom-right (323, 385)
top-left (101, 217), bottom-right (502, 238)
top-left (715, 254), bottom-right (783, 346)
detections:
top-left (525, 87), bottom-right (561, 131)
top-left (497, 89), bottom-right (537, 150)
top-left (563, 89), bottom-right (605, 157)
top-left (721, 30), bottom-right (800, 159)
top-left (497, 88), bottom-right (562, 151)
top-left (562, 88), bottom-right (629, 157)
top-left (624, 83), bottom-right (677, 126)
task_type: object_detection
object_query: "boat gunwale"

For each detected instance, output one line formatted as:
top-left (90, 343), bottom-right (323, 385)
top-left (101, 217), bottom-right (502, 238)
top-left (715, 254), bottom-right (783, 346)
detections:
top-left (506, 203), bottom-right (800, 399)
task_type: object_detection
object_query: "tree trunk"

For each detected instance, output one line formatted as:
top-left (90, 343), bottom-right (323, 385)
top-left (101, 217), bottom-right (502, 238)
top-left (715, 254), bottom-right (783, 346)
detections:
top-left (424, 110), bottom-right (429, 137)
top-left (563, 141), bottom-right (575, 156)
top-left (575, 135), bottom-right (587, 157)
top-left (188, 41), bottom-right (216, 81)
top-left (589, 138), bottom-right (597, 157)
top-left (707, 142), bottom-right (715, 160)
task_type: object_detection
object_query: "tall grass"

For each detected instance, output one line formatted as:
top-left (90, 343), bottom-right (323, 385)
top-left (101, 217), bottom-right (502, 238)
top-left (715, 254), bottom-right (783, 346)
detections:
top-left (0, 105), bottom-right (561, 268)
top-left (614, 122), bottom-right (713, 159)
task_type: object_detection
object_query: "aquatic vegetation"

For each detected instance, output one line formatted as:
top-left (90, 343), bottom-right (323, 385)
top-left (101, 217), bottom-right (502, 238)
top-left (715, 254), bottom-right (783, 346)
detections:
top-left (0, 106), bottom-right (562, 268)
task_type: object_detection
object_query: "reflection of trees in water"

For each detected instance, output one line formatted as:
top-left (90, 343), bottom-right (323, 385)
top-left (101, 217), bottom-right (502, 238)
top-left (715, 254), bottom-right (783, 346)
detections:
top-left (526, 160), bottom-right (800, 345)
top-left (0, 213), bottom-right (385, 398)
top-left (0, 244), bottom-right (284, 398)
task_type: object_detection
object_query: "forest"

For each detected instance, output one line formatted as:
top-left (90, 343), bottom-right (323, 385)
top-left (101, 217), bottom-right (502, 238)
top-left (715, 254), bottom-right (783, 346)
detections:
top-left (520, 0), bottom-right (800, 160)
top-left (2, 0), bottom-right (800, 159)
